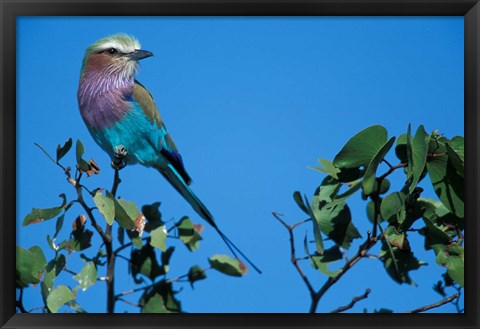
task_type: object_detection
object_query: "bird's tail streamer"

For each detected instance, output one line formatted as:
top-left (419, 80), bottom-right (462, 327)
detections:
top-left (158, 164), bottom-right (262, 274)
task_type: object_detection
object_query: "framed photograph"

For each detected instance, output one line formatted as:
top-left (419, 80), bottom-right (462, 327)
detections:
top-left (2, 1), bottom-right (478, 328)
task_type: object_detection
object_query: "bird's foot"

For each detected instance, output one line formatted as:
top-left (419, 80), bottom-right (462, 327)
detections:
top-left (111, 145), bottom-right (128, 170)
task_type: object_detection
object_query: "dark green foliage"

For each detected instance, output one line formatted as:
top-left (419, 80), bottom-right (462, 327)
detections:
top-left (56, 138), bottom-right (72, 163)
top-left (293, 124), bottom-right (464, 303)
top-left (188, 266), bottom-right (207, 288)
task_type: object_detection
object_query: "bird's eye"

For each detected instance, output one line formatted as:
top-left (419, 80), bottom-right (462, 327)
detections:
top-left (107, 48), bottom-right (118, 55)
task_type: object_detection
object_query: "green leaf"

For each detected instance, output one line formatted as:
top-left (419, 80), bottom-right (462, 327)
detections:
top-left (143, 202), bottom-right (164, 232)
top-left (306, 241), bottom-right (342, 277)
top-left (408, 125), bottom-right (430, 193)
top-left (395, 134), bottom-right (408, 163)
top-left (131, 244), bottom-right (172, 283)
top-left (54, 214), bottom-right (65, 240)
top-left (117, 227), bottom-right (125, 245)
top-left (337, 167), bottom-right (365, 183)
top-left (379, 241), bottom-right (426, 285)
top-left (76, 139), bottom-right (85, 163)
top-left (293, 191), bottom-right (310, 215)
top-left (73, 262), bottom-right (97, 291)
top-left (150, 226), bottom-right (167, 251)
top-left (188, 265), bottom-right (207, 288)
top-left (311, 180), bottom-right (361, 250)
top-left (56, 138), bottom-right (72, 163)
top-left (16, 246), bottom-right (40, 287)
top-left (29, 246), bottom-right (47, 276)
top-left (377, 179), bottom-right (391, 195)
top-left (139, 281), bottom-right (181, 313)
top-left (333, 125), bottom-right (388, 169)
top-left (46, 235), bottom-right (66, 252)
top-left (44, 254), bottom-right (66, 289)
top-left (446, 137), bottom-right (464, 177)
top-left (75, 139), bottom-right (90, 172)
top-left (380, 192), bottom-right (407, 224)
top-left (22, 194), bottom-right (67, 226)
top-left (426, 151), bottom-right (464, 218)
top-left (362, 137), bottom-right (395, 195)
top-left (67, 215), bottom-right (93, 252)
top-left (208, 254), bottom-right (248, 277)
top-left (435, 245), bottom-right (464, 287)
top-left (310, 177), bottom-right (341, 253)
top-left (406, 124), bottom-right (413, 179)
top-left (384, 226), bottom-right (410, 250)
top-left (329, 180), bottom-right (363, 207)
top-left (420, 197), bottom-right (463, 231)
top-left (93, 190), bottom-right (115, 225)
top-left (309, 158), bottom-right (341, 179)
top-left (176, 217), bottom-right (203, 252)
top-left (46, 285), bottom-right (75, 313)
top-left (142, 293), bottom-right (168, 313)
top-left (114, 198), bottom-right (138, 230)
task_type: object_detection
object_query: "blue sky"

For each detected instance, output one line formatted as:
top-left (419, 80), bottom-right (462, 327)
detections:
top-left (17, 16), bottom-right (464, 313)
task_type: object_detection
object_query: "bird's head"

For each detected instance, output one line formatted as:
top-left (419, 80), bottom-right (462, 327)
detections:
top-left (80, 33), bottom-right (153, 80)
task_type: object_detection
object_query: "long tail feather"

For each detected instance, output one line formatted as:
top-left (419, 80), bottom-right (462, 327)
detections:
top-left (158, 164), bottom-right (262, 274)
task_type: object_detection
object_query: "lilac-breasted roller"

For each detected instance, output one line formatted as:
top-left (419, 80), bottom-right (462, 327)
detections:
top-left (78, 33), bottom-right (260, 273)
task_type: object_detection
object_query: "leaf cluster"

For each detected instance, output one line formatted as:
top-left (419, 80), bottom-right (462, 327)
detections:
top-left (291, 124), bottom-right (463, 311)
top-left (17, 139), bottom-right (246, 313)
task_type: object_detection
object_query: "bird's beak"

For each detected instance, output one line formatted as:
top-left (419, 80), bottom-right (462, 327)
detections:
top-left (128, 49), bottom-right (154, 61)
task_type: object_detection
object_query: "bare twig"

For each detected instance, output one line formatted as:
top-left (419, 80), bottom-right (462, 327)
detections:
top-left (272, 211), bottom-right (316, 297)
top-left (27, 306), bottom-right (47, 313)
top-left (114, 267), bottom-right (211, 301)
top-left (116, 297), bottom-right (140, 308)
top-left (113, 237), bottom-right (149, 255)
top-left (378, 162), bottom-right (407, 180)
top-left (330, 288), bottom-right (372, 313)
top-left (309, 233), bottom-right (379, 313)
top-left (403, 293), bottom-right (460, 313)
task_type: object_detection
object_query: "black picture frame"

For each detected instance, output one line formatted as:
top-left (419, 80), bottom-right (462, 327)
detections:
top-left (1, 1), bottom-right (478, 328)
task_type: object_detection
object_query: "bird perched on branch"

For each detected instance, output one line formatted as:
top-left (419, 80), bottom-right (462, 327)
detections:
top-left (77, 33), bottom-right (260, 273)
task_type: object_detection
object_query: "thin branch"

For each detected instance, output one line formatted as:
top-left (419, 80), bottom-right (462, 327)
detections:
top-left (70, 170), bottom-right (111, 244)
top-left (113, 237), bottom-right (149, 255)
top-left (27, 306), bottom-right (47, 313)
top-left (63, 267), bottom-right (78, 276)
top-left (116, 297), bottom-right (140, 308)
top-left (114, 267), bottom-right (211, 300)
top-left (116, 254), bottom-right (131, 262)
top-left (272, 211), bottom-right (316, 297)
top-left (309, 233), bottom-right (380, 313)
top-left (115, 284), bottom-right (153, 299)
top-left (330, 288), bottom-right (372, 313)
top-left (382, 159), bottom-right (394, 169)
top-left (403, 293), bottom-right (460, 313)
top-left (378, 162), bottom-right (407, 180)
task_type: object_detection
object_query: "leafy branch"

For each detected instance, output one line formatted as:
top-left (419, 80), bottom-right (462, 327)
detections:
top-left (17, 138), bottom-right (250, 314)
top-left (279, 124), bottom-right (464, 313)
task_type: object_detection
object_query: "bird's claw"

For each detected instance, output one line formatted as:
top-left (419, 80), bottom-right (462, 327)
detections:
top-left (111, 145), bottom-right (128, 170)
